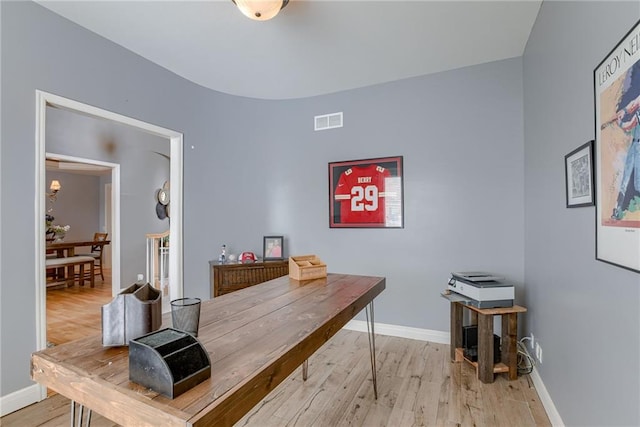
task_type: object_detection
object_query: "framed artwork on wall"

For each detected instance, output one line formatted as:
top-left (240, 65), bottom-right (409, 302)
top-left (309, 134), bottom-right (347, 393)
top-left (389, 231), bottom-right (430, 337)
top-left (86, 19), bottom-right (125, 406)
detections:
top-left (263, 235), bottom-right (284, 261)
top-left (564, 140), bottom-right (595, 208)
top-left (329, 156), bottom-right (404, 228)
top-left (594, 18), bottom-right (640, 273)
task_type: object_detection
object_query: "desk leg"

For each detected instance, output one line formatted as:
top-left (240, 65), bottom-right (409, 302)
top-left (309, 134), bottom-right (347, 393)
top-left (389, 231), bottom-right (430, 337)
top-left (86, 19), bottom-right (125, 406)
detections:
top-left (450, 302), bottom-right (463, 361)
top-left (478, 313), bottom-right (494, 383)
top-left (70, 401), bottom-right (92, 427)
top-left (365, 301), bottom-right (378, 400)
top-left (502, 312), bottom-right (518, 380)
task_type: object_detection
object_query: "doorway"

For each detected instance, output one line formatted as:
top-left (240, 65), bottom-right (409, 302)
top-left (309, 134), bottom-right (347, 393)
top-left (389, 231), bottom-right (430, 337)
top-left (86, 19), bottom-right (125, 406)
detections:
top-left (35, 91), bottom-right (184, 399)
top-left (45, 153), bottom-right (119, 296)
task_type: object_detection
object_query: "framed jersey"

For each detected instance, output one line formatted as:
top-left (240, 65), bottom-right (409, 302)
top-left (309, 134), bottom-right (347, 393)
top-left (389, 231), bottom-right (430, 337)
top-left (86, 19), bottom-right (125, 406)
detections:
top-left (329, 156), bottom-right (404, 228)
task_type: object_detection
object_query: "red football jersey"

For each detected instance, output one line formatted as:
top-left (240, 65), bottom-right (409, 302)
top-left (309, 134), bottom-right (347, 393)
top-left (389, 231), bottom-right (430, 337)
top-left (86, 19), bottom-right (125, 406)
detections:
top-left (334, 164), bottom-right (391, 223)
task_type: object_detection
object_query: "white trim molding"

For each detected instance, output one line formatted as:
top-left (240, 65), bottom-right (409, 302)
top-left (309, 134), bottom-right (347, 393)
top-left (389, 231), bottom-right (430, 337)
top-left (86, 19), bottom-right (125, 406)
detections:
top-left (0, 384), bottom-right (42, 417)
top-left (343, 319), bottom-right (450, 344)
top-left (33, 89), bottom-right (184, 404)
top-left (530, 366), bottom-right (565, 427)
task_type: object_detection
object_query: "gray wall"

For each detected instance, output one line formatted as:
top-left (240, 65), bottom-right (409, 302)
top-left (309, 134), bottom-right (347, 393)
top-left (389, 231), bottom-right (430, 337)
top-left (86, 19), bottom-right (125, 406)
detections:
top-left (12, 3), bottom-right (639, 426)
top-left (1, 1), bottom-right (524, 400)
top-left (45, 171), bottom-right (101, 241)
top-left (198, 60), bottom-right (526, 332)
top-left (46, 107), bottom-right (170, 284)
top-left (0, 0), bottom-right (215, 396)
top-left (523, 1), bottom-right (640, 426)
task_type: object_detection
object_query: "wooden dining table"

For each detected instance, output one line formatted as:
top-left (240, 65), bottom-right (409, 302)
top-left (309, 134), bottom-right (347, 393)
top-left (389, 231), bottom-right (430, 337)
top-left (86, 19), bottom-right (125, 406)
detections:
top-left (31, 273), bottom-right (386, 426)
top-left (46, 239), bottom-right (111, 286)
top-left (46, 239), bottom-right (110, 258)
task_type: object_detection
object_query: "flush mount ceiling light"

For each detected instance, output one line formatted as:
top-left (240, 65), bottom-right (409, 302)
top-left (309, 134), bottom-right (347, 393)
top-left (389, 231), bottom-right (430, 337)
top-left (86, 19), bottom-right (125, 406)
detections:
top-left (232, 0), bottom-right (289, 21)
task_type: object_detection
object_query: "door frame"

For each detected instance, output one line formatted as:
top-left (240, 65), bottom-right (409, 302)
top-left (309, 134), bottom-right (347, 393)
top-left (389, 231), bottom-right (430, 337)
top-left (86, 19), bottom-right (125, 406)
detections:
top-left (45, 153), bottom-right (120, 295)
top-left (105, 183), bottom-right (112, 267)
top-left (35, 91), bottom-right (184, 398)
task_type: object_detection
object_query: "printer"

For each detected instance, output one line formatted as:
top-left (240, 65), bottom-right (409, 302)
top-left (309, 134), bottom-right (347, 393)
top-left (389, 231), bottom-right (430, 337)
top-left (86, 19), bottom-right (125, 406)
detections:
top-left (447, 272), bottom-right (514, 308)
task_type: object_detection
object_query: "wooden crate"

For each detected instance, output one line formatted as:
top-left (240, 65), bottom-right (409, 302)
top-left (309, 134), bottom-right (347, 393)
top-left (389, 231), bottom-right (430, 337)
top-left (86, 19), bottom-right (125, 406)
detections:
top-left (289, 255), bottom-right (327, 280)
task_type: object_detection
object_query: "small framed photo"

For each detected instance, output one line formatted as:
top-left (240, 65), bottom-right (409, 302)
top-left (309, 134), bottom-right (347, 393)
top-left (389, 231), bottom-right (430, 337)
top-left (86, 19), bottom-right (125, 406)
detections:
top-left (263, 236), bottom-right (284, 261)
top-left (329, 156), bottom-right (404, 228)
top-left (565, 140), bottom-right (595, 208)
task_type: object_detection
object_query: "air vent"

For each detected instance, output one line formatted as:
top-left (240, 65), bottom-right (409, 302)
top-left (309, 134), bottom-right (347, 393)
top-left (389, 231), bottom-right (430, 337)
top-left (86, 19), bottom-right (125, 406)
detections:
top-left (314, 112), bottom-right (343, 131)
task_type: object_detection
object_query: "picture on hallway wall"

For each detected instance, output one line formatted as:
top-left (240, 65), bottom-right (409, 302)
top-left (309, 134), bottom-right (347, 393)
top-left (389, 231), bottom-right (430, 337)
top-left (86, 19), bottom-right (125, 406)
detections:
top-left (594, 18), bottom-right (640, 273)
top-left (329, 156), bottom-right (404, 228)
top-left (565, 140), bottom-right (594, 208)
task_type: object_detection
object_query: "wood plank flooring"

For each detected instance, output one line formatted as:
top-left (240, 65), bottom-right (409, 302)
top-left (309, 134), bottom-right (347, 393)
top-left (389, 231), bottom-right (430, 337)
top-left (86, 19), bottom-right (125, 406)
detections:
top-left (3, 276), bottom-right (551, 426)
top-left (46, 270), bottom-right (113, 346)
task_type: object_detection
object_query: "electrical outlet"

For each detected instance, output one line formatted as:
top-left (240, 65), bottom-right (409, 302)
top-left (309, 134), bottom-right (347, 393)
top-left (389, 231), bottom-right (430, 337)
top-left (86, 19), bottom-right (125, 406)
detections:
top-left (530, 333), bottom-right (535, 351)
top-left (535, 342), bottom-right (543, 364)
top-left (538, 345), bottom-right (543, 364)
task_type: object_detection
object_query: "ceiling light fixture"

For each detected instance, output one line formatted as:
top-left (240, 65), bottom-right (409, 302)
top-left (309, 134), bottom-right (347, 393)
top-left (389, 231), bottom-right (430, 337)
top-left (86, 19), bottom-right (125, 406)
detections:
top-left (232, 0), bottom-right (289, 21)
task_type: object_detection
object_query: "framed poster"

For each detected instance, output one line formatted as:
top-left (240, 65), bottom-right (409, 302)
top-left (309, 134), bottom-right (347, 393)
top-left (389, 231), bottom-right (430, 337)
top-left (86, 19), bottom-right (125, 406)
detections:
top-left (594, 19), bottom-right (640, 273)
top-left (329, 156), bottom-right (403, 228)
top-left (565, 140), bottom-right (595, 208)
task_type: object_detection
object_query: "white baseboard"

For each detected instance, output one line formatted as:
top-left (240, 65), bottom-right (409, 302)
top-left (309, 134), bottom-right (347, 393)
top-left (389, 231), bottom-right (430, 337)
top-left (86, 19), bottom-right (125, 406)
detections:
top-left (343, 320), bottom-right (450, 344)
top-left (0, 384), bottom-right (43, 417)
top-left (343, 320), bottom-right (562, 426)
top-left (529, 366), bottom-right (564, 426)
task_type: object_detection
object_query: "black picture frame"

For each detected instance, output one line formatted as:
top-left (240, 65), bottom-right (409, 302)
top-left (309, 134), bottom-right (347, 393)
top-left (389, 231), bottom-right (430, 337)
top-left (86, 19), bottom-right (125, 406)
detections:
top-left (564, 140), bottom-right (595, 208)
top-left (263, 236), bottom-right (284, 261)
top-left (328, 156), bottom-right (404, 228)
top-left (594, 18), bottom-right (640, 273)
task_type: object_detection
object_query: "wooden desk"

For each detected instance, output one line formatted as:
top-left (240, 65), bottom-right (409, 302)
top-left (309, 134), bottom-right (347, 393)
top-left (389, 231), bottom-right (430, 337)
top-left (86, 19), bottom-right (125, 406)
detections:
top-left (46, 239), bottom-right (110, 258)
top-left (449, 300), bottom-right (527, 383)
top-left (209, 260), bottom-right (289, 297)
top-left (31, 273), bottom-right (385, 426)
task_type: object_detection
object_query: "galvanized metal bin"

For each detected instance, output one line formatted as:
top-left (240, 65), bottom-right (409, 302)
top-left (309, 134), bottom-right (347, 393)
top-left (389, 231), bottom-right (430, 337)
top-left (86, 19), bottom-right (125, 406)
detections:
top-left (129, 328), bottom-right (211, 399)
top-left (101, 282), bottom-right (162, 346)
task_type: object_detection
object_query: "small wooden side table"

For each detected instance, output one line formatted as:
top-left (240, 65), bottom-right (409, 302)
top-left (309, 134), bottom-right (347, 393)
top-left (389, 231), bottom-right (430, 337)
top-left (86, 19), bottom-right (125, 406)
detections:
top-left (449, 299), bottom-right (527, 383)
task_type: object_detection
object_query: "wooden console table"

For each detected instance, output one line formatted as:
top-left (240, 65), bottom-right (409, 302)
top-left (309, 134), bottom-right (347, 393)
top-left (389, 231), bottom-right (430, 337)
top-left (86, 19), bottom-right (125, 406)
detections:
top-left (448, 299), bottom-right (527, 383)
top-left (209, 260), bottom-right (288, 297)
top-left (32, 273), bottom-right (385, 426)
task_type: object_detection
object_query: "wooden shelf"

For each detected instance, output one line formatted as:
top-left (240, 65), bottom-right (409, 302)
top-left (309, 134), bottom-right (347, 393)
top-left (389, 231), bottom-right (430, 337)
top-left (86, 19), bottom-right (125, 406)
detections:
top-left (449, 299), bottom-right (526, 383)
top-left (455, 347), bottom-right (509, 374)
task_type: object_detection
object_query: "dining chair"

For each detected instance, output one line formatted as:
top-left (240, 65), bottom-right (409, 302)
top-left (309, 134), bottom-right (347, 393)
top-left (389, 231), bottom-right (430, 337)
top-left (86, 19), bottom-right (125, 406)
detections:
top-left (76, 232), bottom-right (108, 281)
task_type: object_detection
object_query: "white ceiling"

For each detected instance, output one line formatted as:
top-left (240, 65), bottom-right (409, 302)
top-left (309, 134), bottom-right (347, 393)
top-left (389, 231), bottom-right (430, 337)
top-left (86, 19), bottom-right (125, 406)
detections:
top-left (36, 0), bottom-right (542, 100)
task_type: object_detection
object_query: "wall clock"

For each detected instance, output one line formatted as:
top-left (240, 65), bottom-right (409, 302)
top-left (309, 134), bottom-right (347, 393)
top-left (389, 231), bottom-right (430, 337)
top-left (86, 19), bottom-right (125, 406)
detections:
top-left (157, 181), bottom-right (170, 206)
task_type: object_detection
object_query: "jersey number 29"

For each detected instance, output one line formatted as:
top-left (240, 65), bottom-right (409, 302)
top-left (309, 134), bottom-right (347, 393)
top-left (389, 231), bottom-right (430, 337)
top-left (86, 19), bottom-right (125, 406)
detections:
top-left (351, 185), bottom-right (378, 211)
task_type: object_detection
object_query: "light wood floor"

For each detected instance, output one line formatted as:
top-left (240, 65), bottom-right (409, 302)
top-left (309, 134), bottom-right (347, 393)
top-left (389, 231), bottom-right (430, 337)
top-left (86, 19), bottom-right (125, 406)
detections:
top-left (46, 270), bottom-right (114, 346)
top-left (3, 276), bottom-right (551, 427)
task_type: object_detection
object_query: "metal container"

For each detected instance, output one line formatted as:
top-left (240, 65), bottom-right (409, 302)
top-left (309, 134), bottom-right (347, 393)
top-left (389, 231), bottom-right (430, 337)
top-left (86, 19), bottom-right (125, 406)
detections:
top-left (101, 282), bottom-right (162, 346)
top-left (129, 328), bottom-right (211, 399)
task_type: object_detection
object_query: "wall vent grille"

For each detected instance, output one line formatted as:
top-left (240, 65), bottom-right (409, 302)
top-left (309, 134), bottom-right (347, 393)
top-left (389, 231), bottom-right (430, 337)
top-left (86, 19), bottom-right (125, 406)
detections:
top-left (314, 112), bottom-right (343, 131)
